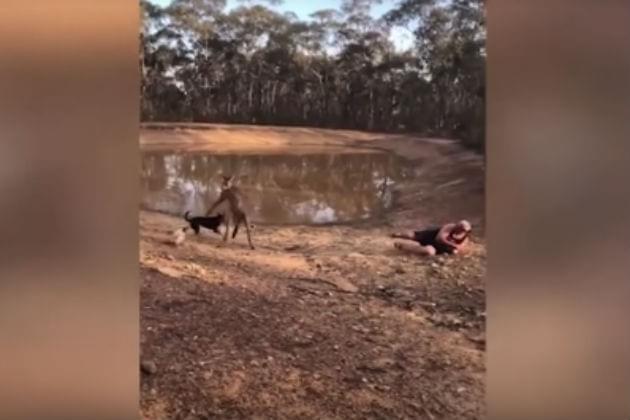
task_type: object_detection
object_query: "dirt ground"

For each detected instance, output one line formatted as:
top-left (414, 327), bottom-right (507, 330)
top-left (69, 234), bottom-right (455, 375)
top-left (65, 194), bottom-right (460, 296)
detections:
top-left (140, 124), bottom-right (486, 419)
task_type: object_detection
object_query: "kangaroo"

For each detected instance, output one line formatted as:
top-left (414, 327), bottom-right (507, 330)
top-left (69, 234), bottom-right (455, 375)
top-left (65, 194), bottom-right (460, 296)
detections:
top-left (206, 175), bottom-right (255, 250)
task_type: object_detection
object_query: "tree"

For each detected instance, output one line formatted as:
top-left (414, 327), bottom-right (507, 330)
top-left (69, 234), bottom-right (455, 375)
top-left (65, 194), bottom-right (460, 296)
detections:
top-left (140, 0), bottom-right (486, 150)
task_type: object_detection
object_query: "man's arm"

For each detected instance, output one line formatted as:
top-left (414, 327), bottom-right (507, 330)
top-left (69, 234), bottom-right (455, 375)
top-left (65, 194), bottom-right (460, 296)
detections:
top-left (436, 223), bottom-right (459, 248)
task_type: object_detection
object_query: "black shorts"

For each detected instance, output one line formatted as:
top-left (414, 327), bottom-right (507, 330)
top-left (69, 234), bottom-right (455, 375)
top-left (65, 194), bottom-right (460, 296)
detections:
top-left (413, 228), bottom-right (455, 255)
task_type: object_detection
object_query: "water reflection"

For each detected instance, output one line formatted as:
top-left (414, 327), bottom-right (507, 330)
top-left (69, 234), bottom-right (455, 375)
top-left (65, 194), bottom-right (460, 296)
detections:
top-left (141, 152), bottom-right (413, 225)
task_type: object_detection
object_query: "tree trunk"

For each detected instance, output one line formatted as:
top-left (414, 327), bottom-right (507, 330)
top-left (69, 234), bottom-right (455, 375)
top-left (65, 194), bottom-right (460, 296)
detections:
top-left (248, 81), bottom-right (254, 112)
top-left (271, 81), bottom-right (278, 115)
top-left (368, 85), bottom-right (375, 131)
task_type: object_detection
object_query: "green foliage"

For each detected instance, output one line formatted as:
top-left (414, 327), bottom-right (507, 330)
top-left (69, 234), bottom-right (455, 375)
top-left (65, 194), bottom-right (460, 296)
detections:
top-left (140, 0), bottom-right (485, 150)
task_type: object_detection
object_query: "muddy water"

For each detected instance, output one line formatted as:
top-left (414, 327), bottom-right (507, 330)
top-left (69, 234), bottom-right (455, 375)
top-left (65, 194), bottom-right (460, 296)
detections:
top-left (141, 152), bottom-right (414, 225)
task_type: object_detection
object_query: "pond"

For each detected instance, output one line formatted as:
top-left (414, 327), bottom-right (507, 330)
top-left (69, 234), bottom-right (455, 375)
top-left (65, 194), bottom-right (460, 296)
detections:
top-left (140, 151), bottom-right (414, 225)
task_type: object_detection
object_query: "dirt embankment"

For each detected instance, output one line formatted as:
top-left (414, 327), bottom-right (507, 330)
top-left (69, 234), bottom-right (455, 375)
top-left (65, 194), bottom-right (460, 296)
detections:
top-left (140, 124), bottom-right (486, 420)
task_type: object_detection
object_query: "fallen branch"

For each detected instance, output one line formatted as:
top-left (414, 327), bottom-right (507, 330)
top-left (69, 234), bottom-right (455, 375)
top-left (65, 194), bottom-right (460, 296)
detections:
top-left (288, 276), bottom-right (343, 290)
top-left (287, 284), bottom-right (322, 296)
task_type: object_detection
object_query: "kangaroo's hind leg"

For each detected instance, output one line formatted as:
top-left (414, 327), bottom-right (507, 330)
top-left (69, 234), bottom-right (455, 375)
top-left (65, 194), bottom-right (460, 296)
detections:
top-left (232, 218), bottom-right (240, 239)
top-left (222, 215), bottom-right (230, 243)
top-left (242, 213), bottom-right (255, 250)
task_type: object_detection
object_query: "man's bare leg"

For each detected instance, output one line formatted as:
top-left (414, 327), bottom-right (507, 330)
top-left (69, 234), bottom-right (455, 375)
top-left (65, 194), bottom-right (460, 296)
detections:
top-left (394, 241), bottom-right (436, 257)
top-left (390, 230), bottom-right (416, 240)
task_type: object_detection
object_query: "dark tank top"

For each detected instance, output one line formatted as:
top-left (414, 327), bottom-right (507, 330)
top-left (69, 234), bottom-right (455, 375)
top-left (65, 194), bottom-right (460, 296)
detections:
top-left (413, 227), bottom-right (455, 255)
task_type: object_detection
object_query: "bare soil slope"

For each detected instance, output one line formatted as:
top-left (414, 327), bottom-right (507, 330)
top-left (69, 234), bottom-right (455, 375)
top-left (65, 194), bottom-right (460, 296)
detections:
top-left (140, 124), bottom-right (485, 420)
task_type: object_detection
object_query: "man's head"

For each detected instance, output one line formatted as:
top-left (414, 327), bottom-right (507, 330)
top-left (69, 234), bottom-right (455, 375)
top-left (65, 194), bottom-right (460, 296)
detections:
top-left (452, 220), bottom-right (472, 237)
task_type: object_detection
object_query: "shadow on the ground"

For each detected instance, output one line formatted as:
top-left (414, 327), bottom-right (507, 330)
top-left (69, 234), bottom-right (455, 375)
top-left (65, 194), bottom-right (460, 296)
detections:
top-left (141, 266), bottom-right (484, 420)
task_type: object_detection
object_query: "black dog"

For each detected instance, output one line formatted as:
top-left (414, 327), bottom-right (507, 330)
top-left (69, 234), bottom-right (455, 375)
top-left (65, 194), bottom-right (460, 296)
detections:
top-left (184, 211), bottom-right (224, 235)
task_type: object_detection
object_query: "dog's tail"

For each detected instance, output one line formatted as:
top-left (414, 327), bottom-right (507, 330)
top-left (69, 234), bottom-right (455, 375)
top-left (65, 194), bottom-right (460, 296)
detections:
top-left (184, 211), bottom-right (192, 221)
